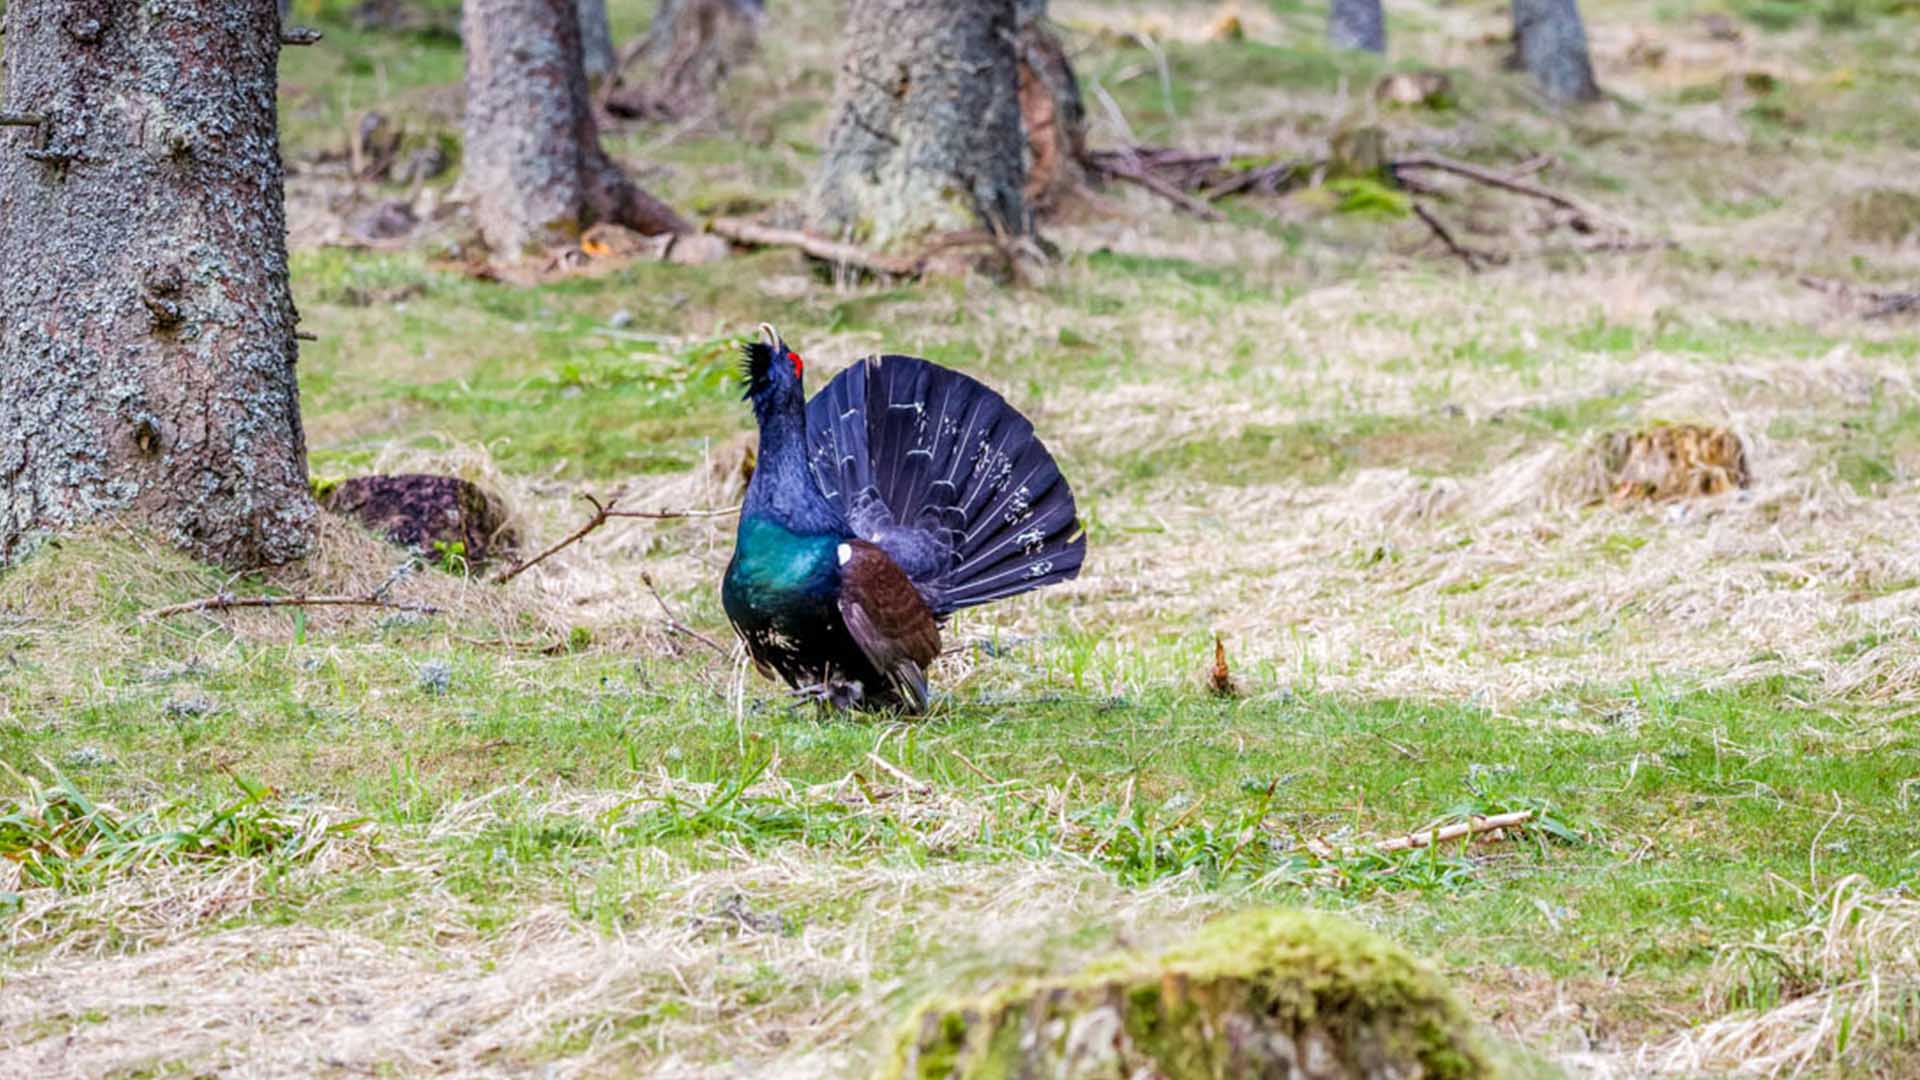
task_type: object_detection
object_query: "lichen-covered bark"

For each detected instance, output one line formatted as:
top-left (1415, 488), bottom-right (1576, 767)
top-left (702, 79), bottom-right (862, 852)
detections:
top-left (810, 0), bottom-right (1029, 253)
top-left (461, 0), bottom-right (689, 258)
top-left (880, 909), bottom-right (1494, 1080)
top-left (1016, 0), bottom-right (1086, 213)
top-left (1328, 0), bottom-right (1387, 53)
top-left (578, 0), bottom-right (616, 84)
top-left (0, 0), bottom-right (316, 568)
top-left (1512, 0), bottom-right (1601, 104)
top-left (624, 0), bottom-right (762, 120)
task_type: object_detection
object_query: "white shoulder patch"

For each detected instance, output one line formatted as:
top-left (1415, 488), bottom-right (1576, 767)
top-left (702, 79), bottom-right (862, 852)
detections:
top-left (837, 543), bottom-right (852, 566)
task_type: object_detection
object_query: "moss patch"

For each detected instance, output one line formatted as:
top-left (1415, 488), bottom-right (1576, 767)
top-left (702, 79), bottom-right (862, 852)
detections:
top-left (879, 908), bottom-right (1495, 1079)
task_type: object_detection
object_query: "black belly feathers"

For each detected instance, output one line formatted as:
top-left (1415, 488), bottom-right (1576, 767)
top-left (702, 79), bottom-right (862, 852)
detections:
top-left (721, 327), bottom-right (1086, 713)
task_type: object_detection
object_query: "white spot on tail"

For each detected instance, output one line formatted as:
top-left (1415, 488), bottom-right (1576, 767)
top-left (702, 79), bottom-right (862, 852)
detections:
top-left (837, 543), bottom-right (852, 565)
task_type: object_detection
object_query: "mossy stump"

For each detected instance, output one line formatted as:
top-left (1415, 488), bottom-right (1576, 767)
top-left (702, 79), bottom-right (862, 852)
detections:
top-left (879, 910), bottom-right (1491, 1080)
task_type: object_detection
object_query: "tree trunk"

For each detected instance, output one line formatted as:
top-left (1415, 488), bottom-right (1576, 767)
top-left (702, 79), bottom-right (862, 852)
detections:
top-left (461, 0), bottom-right (690, 259)
top-left (810, 0), bottom-right (1030, 253)
top-left (1512, 0), bottom-right (1601, 104)
top-left (1328, 0), bottom-right (1386, 53)
top-left (578, 0), bottom-right (616, 85)
top-left (0, 0), bottom-right (317, 568)
top-left (612, 0), bottom-right (762, 121)
top-left (1016, 0), bottom-right (1086, 213)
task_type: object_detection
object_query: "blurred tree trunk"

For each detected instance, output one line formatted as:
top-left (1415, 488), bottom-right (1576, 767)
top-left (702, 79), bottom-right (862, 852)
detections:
top-left (810, 0), bottom-right (1029, 253)
top-left (613, 0), bottom-right (762, 120)
top-left (1328, 0), bottom-right (1386, 53)
top-left (1016, 0), bottom-right (1086, 213)
top-left (578, 0), bottom-right (616, 84)
top-left (1512, 0), bottom-right (1601, 103)
top-left (461, 0), bottom-right (689, 258)
top-left (0, 0), bottom-right (316, 568)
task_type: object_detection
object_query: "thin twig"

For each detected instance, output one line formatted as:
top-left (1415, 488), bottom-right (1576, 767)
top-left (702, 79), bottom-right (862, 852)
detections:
top-left (0, 113), bottom-right (45, 127)
top-left (1095, 153), bottom-right (1223, 220)
top-left (1390, 153), bottom-right (1623, 231)
top-left (607, 506), bottom-right (740, 520)
top-left (864, 752), bottom-right (931, 794)
top-left (1412, 201), bottom-right (1500, 271)
top-left (640, 572), bottom-right (730, 655)
top-left (141, 592), bottom-right (438, 621)
top-left (490, 492), bottom-right (622, 584)
top-left (281, 26), bottom-right (324, 46)
top-left (1303, 809), bottom-right (1534, 858)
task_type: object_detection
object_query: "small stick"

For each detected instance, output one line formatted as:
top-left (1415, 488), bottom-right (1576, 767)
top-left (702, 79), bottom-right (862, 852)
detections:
top-left (0, 113), bottom-right (44, 127)
top-left (1390, 153), bottom-right (1622, 230)
top-left (490, 491), bottom-right (626, 585)
top-left (607, 506), bottom-right (739, 520)
top-left (281, 26), bottom-right (324, 46)
top-left (1095, 154), bottom-right (1224, 220)
top-left (1411, 202), bottom-right (1497, 271)
top-left (142, 592), bottom-right (438, 621)
top-left (710, 217), bottom-right (924, 277)
top-left (640, 572), bottom-right (729, 655)
top-left (864, 752), bottom-right (931, 794)
top-left (1305, 809), bottom-right (1533, 858)
top-left (293, 330), bottom-right (318, 341)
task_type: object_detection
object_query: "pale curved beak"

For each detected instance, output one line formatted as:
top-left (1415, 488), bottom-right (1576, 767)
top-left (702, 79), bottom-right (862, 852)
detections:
top-left (757, 322), bottom-right (783, 351)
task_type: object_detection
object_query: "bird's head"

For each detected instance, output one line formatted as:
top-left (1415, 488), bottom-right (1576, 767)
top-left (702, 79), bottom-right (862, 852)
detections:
top-left (740, 323), bottom-right (806, 419)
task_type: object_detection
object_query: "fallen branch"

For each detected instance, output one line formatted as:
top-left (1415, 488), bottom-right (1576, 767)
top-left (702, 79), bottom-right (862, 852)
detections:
top-left (1093, 153), bottom-right (1223, 220)
top-left (709, 217), bottom-right (924, 276)
top-left (142, 592), bottom-right (437, 621)
top-left (1390, 154), bottom-right (1623, 233)
top-left (1799, 274), bottom-right (1919, 319)
top-left (1304, 810), bottom-right (1534, 859)
top-left (491, 492), bottom-right (738, 585)
top-left (1411, 201), bottom-right (1503, 271)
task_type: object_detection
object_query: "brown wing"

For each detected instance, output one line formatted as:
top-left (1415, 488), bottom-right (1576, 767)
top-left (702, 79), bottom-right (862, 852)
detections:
top-left (836, 539), bottom-right (941, 711)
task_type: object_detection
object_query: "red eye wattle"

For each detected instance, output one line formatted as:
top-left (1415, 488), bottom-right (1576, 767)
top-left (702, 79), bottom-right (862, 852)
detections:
top-left (791, 353), bottom-right (804, 377)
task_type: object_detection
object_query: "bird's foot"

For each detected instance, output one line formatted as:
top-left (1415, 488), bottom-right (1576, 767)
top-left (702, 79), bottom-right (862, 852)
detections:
top-left (788, 679), bottom-right (865, 712)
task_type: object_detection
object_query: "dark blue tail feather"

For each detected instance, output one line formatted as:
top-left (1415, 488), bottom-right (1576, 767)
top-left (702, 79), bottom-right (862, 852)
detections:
top-left (805, 355), bottom-right (1085, 616)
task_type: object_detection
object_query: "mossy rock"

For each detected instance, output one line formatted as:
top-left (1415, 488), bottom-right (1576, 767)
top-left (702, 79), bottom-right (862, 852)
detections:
top-left (878, 909), bottom-right (1497, 1080)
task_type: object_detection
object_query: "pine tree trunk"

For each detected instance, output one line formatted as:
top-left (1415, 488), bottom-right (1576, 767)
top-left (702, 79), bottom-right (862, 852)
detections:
top-left (810, 0), bottom-right (1030, 253)
top-left (1016, 0), bottom-right (1087, 213)
top-left (1328, 0), bottom-right (1386, 53)
top-left (0, 0), bottom-right (317, 568)
top-left (578, 0), bottom-right (616, 84)
top-left (461, 0), bottom-right (689, 258)
top-left (1512, 0), bottom-right (1601, 103)
top-left (616, 0), bottom-right (762, 120)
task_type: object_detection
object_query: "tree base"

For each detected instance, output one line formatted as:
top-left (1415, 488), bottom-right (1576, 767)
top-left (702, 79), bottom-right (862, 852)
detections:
top-left (879, 909), bottom-right (1494, 1080)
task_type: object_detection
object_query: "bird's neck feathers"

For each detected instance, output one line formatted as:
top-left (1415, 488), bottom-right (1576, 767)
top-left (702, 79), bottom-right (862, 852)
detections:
top-left (743, 393), bottom-right (844, 536)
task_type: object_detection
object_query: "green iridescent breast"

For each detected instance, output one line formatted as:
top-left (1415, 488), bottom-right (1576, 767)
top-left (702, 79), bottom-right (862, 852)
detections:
top-left (724, 517), bottom-right (842, 612)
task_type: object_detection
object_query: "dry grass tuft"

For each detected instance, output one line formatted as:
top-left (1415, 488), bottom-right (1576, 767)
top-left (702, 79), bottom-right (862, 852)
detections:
top-left (1570, 876), bottom-right (1920, 1077)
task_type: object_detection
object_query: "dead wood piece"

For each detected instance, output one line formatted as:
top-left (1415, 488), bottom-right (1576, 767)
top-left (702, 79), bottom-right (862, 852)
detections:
top-left (1093, 153), bottom-right (1223, 220)
top-left (491, 491), bottom-right (738, 585)
top-left (1800, 274), bottom-right (1920, 319)
top-left (1306, 810), bottom-right (1535, 858)
top-left (707, 217), bottom-right (1014, 278)
top-left (1411, 202), bottom-right (1504, 271)
top-left (142, 593), bottom-right (439, 621)
top-left (1391, 153), bottom-right (1625, 232)
top-left (1604, 424), bottom-right (1748, 502)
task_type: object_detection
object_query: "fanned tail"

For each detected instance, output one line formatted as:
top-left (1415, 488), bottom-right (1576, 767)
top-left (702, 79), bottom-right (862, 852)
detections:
top-left (806, 354), bottom-right (1085, 616)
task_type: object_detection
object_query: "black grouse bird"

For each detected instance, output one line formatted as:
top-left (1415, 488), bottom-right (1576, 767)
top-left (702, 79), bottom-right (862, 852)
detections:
top-left (721, 325), bottom-right (1086, 712)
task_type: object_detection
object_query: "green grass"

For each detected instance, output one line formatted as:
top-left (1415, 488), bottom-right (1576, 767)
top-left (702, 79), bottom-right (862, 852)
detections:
top-left (9, 0), bottom-right (1920, 1074)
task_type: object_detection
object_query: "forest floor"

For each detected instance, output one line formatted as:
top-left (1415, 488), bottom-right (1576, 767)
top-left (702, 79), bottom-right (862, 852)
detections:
top-left (5, 0), bottom-right (1920, 1076)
